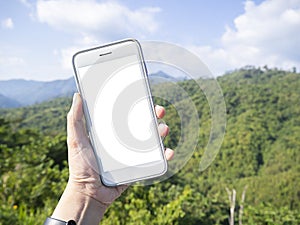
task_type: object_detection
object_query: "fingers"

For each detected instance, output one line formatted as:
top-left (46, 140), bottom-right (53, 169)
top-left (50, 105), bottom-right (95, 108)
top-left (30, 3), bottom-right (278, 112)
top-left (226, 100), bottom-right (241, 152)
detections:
top-left (155, 105), bottom-right (174, 160)
top-left (67, 93), bottom-right (90, 149)
top-left (156, 105), bottom-right (169, 138)
top-left (165, 148), bottom-right (174, 160)
top-left (159, 124), bottom-right (174, 161)
top-left (155, 105), bottom-right (165, 119)
top-left (158, 123), bottom-right (169, 137)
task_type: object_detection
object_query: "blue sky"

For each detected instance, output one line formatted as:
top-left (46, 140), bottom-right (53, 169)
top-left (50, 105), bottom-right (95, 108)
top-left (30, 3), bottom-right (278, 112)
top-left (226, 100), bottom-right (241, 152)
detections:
top-left (0, 0), bottom-right (299, 81)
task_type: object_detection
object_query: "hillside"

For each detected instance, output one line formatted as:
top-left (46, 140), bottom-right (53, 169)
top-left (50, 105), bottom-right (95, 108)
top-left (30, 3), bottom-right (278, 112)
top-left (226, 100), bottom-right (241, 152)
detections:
top-left (0, 67), bottom-right (299, 224)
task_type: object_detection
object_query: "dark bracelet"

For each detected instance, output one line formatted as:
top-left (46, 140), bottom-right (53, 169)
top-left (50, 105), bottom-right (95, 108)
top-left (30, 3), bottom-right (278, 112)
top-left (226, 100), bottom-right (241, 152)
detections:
top-left (43, 217), bottom-right (76, 225)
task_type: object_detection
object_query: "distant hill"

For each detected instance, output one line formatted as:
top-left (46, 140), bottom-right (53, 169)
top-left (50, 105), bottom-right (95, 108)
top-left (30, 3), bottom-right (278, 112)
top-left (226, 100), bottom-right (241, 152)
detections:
top-left (0, 93), bottom-right (21, 108)
top-left (148, 70), bottom-right (187, 84)
top-left (0, 77), bottom-right (76, 108)
top-left (0, 71), bottom-right (184, 108)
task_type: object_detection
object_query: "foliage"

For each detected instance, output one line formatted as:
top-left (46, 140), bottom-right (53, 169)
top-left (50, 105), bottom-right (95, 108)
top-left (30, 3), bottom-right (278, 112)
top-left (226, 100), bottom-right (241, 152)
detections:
top-left (0, 67), bottom-right (299, 224)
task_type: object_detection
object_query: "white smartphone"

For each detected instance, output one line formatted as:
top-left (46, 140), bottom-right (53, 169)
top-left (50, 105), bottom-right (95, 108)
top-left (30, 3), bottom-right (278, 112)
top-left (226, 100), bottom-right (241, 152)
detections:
top-left (72, 39), bottom-right (167, 186)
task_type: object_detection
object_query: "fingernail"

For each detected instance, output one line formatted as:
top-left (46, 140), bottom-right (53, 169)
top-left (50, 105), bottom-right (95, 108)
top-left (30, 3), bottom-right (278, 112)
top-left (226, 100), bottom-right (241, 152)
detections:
top-left (158, 123), bottom-right (169, 137)
top-left (158, 123), bottom-right (165, 134)
top-left (155, 105), bottom-right (165, 118)
top-left (156, 105), bottom-right (164, 111)
top-left (165, 148), bottom-right (174, 160)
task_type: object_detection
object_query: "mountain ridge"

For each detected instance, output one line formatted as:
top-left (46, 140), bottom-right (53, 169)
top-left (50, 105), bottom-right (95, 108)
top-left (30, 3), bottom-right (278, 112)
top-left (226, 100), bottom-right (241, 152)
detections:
top-left (0, 71), bottom-right (184, 108)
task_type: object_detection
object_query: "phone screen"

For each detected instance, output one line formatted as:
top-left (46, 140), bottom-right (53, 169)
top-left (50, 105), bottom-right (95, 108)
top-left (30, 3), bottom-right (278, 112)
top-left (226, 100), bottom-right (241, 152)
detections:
top-left (75, 48), bottom-right (164, 174)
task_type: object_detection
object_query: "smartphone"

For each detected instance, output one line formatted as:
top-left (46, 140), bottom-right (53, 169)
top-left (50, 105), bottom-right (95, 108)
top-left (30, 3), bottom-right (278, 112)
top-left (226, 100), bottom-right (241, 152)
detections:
top-left (72, 39), bottom-right (167, 186)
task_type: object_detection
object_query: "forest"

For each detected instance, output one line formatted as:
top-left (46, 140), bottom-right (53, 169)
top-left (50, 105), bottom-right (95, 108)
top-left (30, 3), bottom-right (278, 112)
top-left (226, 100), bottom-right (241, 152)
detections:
top-left (0, 67), bottom-right (299, 224)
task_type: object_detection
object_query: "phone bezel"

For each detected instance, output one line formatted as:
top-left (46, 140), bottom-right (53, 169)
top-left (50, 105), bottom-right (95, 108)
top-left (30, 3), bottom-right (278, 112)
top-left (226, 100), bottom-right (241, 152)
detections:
top-left (72, 39), bottom-right (167, 186)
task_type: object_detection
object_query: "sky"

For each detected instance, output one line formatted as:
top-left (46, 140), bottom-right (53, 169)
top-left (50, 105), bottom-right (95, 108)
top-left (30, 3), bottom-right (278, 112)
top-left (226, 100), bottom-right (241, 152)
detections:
top-left (0, 0), bottom-right (299, 81)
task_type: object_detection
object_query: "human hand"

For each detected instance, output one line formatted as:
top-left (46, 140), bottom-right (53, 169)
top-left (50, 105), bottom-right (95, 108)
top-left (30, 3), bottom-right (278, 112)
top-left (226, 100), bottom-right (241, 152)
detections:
top-left (51, 93), bottom-right (174, 225)
top-left (51, 93), bottom-right (174, 224)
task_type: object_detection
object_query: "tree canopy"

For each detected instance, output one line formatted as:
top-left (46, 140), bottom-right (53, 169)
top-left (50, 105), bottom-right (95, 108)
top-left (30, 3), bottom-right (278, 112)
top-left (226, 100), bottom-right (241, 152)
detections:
top-left (0, 67), bottom-right (299, 224)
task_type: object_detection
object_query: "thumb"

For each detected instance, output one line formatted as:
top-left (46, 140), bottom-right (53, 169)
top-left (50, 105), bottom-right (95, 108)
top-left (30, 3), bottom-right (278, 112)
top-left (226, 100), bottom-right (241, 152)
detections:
top-left (67, 93), bottom-right (90, 150)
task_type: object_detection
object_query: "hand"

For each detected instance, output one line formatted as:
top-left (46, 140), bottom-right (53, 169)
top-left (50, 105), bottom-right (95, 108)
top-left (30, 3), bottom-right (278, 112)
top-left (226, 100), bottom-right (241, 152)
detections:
top-left (52, 93), bottom-right (174, 224)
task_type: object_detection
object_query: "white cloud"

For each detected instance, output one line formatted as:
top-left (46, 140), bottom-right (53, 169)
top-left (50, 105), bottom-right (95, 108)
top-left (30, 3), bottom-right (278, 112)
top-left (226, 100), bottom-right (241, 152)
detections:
top-left (190, 0), bottom-right (300, 75)
top-left (0, 56), bottom-right (25, 66)
top-left (34, 0), bottom-right (161, 72)
top-left (1, 18), bottom-right (14, 29)
top-left (60, 46), bottom-right (82, 69)
top-left (0, 53), bottom-right (27, 80)
top-left (36, 0), bottom-right (160, 38)
top-left (0, 48), bottom-right (69, 81)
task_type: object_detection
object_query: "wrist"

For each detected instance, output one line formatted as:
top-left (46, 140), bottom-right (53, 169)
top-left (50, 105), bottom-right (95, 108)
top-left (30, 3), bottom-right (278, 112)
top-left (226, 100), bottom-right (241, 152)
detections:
top-left (52, 182), bottom-right (108, 225)
top-left (66, 179), bottom-right (111, 207)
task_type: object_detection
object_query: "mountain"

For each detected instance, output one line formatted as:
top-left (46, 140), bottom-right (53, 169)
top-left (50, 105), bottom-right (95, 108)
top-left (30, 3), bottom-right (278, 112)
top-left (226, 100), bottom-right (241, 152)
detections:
top-left (0, 77), bottom-right (76, 108)
top-left (148, 70), bottom-right (187, 84)
top-left (0, 93), bottom-right (21, 108)
top-left (0, 71), bottom-right (184, 108)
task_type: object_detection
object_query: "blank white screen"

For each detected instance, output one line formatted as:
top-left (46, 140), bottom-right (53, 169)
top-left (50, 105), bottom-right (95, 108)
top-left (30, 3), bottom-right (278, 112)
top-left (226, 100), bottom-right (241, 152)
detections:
top-left (77, 55), bottom-right (163, 172)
